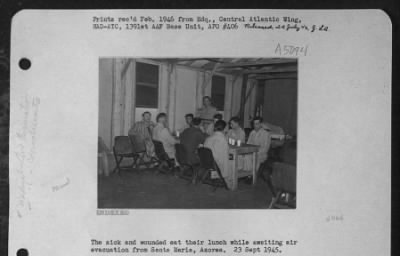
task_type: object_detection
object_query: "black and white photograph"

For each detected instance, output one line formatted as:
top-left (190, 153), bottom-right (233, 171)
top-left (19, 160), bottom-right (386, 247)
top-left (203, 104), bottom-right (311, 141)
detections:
top-left (97, 58), bottom-right (298, 209)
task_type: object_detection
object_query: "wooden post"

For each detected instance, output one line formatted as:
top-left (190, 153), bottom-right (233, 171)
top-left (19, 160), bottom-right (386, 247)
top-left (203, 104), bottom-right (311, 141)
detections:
top-left (166, 62), bottom-right (176, 130)
top-left (230, 75), bottom-right (239, 119)
top-left (244, 80), bottom-right (256, 102)
top-left (172, 65), bottom-right (177, 131)
top-left (201, 72), bottom-right (206, 96)
top-left (238, 74), bottom-right (248, 127)
top-left (130, 60), bottom-right (136, 128)
top-left (120, 60), bottom-right (126, 135)
top-left (253, 80), bottom-right (263, 119)
top-left (195, 71), bottom-right (201, 110)
top-left (166, 63), bottom-right (172, 118)
top-left (111, 59), bottom-right (123, 141)
top-left (201, 63), bottom-right (220, 96)
top-left (110, 59), bottom-right (116, 147)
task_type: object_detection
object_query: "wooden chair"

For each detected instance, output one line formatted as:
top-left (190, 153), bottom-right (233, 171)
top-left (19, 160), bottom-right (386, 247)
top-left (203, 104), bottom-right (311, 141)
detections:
top-left (175, 144), bottom-right (197, 183)
top-left (153, 140), bottom-right (175, 174)
top-left (268, 162), bottom-right (296, 209)
top-left (197, 147), bottom-right (228, 191)
top-left (268, 140), bottom-right (296, 208)
top-left (112, 136), bottom-right (137, 173)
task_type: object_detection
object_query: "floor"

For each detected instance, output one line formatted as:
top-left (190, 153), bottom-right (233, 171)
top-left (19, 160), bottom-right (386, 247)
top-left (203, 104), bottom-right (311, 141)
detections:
top-left (98, 168), bottom-right (273, 209)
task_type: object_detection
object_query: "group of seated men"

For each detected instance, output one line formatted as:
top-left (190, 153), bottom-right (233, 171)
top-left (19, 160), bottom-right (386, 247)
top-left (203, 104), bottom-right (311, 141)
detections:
top-left (128, 96), bottom-right (273, 189)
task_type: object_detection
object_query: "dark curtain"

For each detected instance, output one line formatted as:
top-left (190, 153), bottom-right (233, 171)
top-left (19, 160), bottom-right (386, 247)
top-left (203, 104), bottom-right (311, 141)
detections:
top-left (262, 79), bottom-right (297, 135)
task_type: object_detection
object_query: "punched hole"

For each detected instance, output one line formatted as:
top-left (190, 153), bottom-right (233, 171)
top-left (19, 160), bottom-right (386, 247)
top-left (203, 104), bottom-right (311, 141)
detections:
top-left (19, 58), bottom-right (31, 70)
top-left (17, 248), bottom-right (29, 256)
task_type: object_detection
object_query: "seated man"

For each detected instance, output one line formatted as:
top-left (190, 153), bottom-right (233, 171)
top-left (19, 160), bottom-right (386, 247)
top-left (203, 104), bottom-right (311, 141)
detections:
top-left (261, 121), bottom-right (286, 148)
top-left (243, 116), bottom-right (272, 172)
top-left (128, 111), bottom-right (156, 160)
top-left (204, 113), bottom-right (224, 136)
top-left (204, 120), bottom-right (232, 189)
top-left (179, 113), bottom-right (194, 132)
top-left (152, 112), bottom-right (179, 161)
top-left (226, 116), bottom-right (246, 142)
top-left (180, 117), bottom-right (207, 165)
top-left (226, 116), bottom-right (246, 170)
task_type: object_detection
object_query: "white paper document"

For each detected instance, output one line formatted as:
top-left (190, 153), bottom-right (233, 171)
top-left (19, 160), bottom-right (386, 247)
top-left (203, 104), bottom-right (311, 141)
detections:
top-left (9, 9), bottom-right (391, 256)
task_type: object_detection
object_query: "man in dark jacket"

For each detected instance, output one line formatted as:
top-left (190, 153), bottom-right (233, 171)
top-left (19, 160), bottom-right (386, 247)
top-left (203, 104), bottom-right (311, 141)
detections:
top-left (180, 117), bottom-right (207, 165)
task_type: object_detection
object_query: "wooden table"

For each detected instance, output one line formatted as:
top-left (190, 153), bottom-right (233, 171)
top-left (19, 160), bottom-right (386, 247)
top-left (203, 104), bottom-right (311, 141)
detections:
top-left (228, 143), bottom-right (259, 190)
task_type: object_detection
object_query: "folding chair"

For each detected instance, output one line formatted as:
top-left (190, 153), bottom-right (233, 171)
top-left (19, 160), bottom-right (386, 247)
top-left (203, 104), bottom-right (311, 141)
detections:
top-left (175, 144), bottom-right (197, 183)
top-left (197, 147), bottom-right (228, 191)
top-left (128, 133), bottom-right (149, 168)
top-left (268, 162), bottom-right (296, 209)
top-left (112, 136), bottom-right (137, 173)
top-left (153, 140), bottom-right (175, 174)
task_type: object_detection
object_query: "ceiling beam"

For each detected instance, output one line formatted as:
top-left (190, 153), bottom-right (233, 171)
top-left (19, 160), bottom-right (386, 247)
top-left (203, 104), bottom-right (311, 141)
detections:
top-left (244, 68), bottom-right (297, 75)
top-left (216, 62), bottom-right (297, 72)
top-left (254, 74), bottom-right (297, 80)
top-left (174, 58), bottom-right (224, 63)
top-left (249, 71), bottom-right (297, 78)
top-left (217, 58), bottom-right (297, 69)
top-left (175, 58), bottom-right (205, 62)
top-left (203, 58), bottom-right (225, 63)
top-left (258, 77), bottom-right (298, 81)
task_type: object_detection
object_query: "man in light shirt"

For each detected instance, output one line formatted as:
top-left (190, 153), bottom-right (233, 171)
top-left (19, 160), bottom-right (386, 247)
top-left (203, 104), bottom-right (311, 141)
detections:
top-left (128, 111), bottom-right (156, 159)
top-left (204, 120), bottom-right (232, 189)
top-left (243, 116), bottom-right (271, 172)
top-left (196, 96), bottom-right (218, 120)
top-left (197, 96), bottom-right (218, 135)
top-left (226, 116), bottom-right (246, 142)
top-left (261, 121), bottom-right (286, 148)
top-left (226, 116), bottom-right (246, 170)
top-left (152, 113), bottom-right (179, 161)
